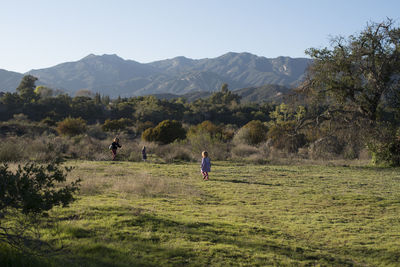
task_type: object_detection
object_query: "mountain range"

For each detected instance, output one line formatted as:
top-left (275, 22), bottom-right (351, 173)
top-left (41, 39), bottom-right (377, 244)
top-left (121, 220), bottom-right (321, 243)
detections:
top-left (0, 52), bottom-right (311, 99)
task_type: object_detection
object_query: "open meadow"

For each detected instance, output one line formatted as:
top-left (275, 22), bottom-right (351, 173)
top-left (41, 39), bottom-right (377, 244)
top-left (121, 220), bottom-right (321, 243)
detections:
top-left (2, 160), bottom-right (400, 266)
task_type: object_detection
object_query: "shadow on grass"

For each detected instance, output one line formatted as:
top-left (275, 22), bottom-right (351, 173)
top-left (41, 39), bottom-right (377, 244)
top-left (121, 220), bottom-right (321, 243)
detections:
top-left (0, 244), bottom-right (54, 267)
top-left (211, 178), bottom-right (281, 186)
top-left (107, 213), bottom-right (358, 266)
top-left (18, 212), bottom-right (395, 266)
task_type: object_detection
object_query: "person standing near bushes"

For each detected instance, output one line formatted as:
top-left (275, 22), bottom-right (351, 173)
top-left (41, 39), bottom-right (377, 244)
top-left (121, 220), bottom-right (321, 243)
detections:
top-left (109, 137), bottom-right (122, 161)
top-left (142, 146), bottom-right (147, 161)
top-left (201, 151), bottom-right (211, 180)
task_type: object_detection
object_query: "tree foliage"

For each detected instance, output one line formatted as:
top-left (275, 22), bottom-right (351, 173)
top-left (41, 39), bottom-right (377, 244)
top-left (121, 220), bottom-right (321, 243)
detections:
top-left (0, 161), bottom-right (80, 252)
top-left (301, 19), bottom-right (400, 122)
top-left (16, 75), bottom-right (39, 103)
top-left (298, 19), bottom-right (400, 163)
top-left (267, 104), bottom-right (307, 152)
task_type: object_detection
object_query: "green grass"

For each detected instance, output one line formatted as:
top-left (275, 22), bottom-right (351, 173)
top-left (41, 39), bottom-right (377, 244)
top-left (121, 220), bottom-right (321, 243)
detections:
top-left (2, 160), bottom-right (400, 266)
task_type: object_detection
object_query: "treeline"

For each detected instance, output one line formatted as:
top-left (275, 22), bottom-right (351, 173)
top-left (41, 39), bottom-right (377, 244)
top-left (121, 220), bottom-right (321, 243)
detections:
top-left (0, 77), bottom-right (273, 127)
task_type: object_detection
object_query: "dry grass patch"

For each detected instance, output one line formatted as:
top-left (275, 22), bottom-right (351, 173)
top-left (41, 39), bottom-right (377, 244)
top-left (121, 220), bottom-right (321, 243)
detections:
top-left (67, 161), bottom-right (201, 198)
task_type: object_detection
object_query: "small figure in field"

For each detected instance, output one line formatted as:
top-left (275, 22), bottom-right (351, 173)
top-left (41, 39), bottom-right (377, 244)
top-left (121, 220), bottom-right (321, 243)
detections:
top-left (201, 151), bottom-right (211, 180)
top-left (110, 137), bottom-right (122, 161)
top-left (142, 146), bottom-right (147, 161)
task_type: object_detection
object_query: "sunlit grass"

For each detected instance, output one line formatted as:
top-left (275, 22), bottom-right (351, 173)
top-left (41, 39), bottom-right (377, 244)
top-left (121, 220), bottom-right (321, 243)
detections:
top-left (2, 160), bottom-right (400, 266)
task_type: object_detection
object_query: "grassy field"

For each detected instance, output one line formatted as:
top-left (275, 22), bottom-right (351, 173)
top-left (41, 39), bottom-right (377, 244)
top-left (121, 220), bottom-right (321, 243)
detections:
top-left (2, 160), bottom-right (400, 266)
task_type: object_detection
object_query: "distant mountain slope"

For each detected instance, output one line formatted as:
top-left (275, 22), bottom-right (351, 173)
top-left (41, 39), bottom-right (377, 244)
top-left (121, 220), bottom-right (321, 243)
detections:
top-left (152, 84), bottom-right (292, 103)
top-left (235, 84), bottom-right (292, 103)
top-left (0, 53), bottom-right (311, 96)
top-left (27, 54), bottom-right (158, 95)
top-left (150, 52), bottom-right (310, 88)
top-left (0, 69), bottom-right (24, 92)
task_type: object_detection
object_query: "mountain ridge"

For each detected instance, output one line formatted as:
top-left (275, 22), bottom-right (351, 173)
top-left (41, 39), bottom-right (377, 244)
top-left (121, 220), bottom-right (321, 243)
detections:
top-left (0, 52), bottom-right (311, 98)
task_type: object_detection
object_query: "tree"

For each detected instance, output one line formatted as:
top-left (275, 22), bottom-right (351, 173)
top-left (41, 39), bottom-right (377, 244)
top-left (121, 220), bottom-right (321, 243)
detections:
top-left (16, 75), bottom-right (39, 103)
top-left (301, 19), bottom-right (400, 122)
top-left (0, 161), bottom-right (80, 253)
top-left (267, 103), bottom-right (307, 152)
top-left (210, 83), bottom-right (241, 105)
top-left (299, 19), bottom-right (400, 163)
top-left (74, 89), bottom-right (93, 98)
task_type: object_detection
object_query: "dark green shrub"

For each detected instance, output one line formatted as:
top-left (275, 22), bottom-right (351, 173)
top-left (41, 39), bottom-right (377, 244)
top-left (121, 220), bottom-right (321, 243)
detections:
top-left (0, 161), bottom-right (80, 252)
top-left (368, 139), bottom-right (400, 166)
top-left (102, 118), bottom-right (133, 132)
top-left (142, 120), bottom-right (186, 144)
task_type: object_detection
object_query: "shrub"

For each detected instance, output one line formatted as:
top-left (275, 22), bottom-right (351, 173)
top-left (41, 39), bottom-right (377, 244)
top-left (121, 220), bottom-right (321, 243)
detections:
top-left (136, 121), bottom-right (155, 133)
top-left (0, 161), bottom-right (80, 252)
top-left (368, 138), bottom-right (400, 166)
top-left (142, 127), bottom-right (156, 142)
top-left (102, 118), bottom-right (133, 132)
top-left (142, 120), bottom-right (186, 144)
top-left (13, 113), bottom-right (28, 121)
top-left (231, 144), bottom-right (259, 158)
top-left (267, 121), bottom-right (306, 153)
top-left (154, 143), bottom-right (194, 163)
top-left (188, 121), bottom-right (233, 142)
top-left (233, 120), bottom-right (267, 146)
top-left (187, 132), bottom-right (230, 160)
top-left (87, 124), bottom-right (108, 140)
top-left (40, 117), bottom-right (57, 126)
top-left (56, 117), bottom-right (87, 136)
top-left (0, 139), bottom-right (24, 162)
top-left (308, 136), bottom-right (344, 160)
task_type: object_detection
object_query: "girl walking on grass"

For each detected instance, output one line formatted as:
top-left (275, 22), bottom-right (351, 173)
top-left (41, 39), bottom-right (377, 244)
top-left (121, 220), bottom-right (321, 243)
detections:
top-left (110, 137), bottom-right (122, 161)
top-left (201, 151), bottom-right (211, 180)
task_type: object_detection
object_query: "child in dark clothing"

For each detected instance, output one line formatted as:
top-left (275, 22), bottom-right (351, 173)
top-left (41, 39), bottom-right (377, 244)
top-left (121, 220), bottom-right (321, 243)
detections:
top-left (110, 137), bottom-right (122, 161)
top-left (201, 151), bottom-right (211, 180)
top-left (142, 146), bottom-right (147, 161)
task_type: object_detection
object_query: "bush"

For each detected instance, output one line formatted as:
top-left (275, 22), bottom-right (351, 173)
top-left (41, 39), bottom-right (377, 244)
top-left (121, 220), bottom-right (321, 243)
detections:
top-left (155, 144), bottom-right (194, 163)
top-left (368, 139), bottom-right (400, 166)
top-left (187, 132), bottom-right (231, 160)
top-left (102, 118), bottom-right (133, 132)
top-left (0, 139), bottom-right (24, 162)
top-left (142, 120), bottom-right (186, 144)
top-left (188, 121), bottom-right (234, 142)
top-left (0, 161), bottom-right (80, 252)
top-left (267, 121), bottom-right (306, 153)
top-left (0, 136), bottom-right (69, 163)
top-left (56, 117), bottom-right (87, 136)
top-left (87, 124), bottom-right (108, 140)
top-left (233, 120), bottom-right (267, 146)
top-left (309, 136), bottom-right (344, 160)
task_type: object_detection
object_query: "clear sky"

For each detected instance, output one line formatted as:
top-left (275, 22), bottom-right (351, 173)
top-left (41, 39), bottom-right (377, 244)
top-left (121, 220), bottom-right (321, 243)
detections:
top-left (1, 0), bottom-right (399, 73)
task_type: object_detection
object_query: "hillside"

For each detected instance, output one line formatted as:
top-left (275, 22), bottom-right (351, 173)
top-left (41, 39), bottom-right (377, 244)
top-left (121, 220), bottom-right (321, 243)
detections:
top-left (0, 69), bottom-right (24, 92)
top-left (0, 53), bottom-right (311, 97)
top-left (152, 84), bottom-right (292, 103)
